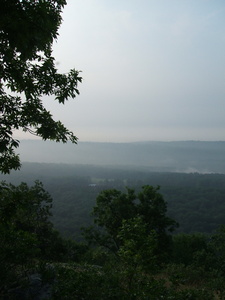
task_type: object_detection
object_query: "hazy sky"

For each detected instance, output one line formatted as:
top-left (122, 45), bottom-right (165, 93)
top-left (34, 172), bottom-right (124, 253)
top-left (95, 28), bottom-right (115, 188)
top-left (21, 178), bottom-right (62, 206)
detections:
top-left (29, 0), bottom-right (225, 142)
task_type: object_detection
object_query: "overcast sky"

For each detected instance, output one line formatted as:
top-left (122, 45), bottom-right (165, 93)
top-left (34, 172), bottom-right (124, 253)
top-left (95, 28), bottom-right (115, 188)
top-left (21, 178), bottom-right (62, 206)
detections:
top-left (43, 0), bottom-right (225, 142)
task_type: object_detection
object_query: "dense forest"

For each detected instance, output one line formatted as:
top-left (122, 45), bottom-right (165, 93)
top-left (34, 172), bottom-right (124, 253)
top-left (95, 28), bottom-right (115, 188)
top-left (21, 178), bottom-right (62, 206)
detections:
top-left (2, 163), bottom-right (225, 299)
top-left (1, 162), bottom-right (225, 240)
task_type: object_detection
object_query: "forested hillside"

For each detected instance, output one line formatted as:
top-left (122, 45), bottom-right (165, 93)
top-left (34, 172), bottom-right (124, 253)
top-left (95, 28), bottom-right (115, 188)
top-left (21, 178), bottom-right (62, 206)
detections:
top-left (1, 162), bottom-right (225, 239)
top-left (2, 162), bottom-right (225, 298)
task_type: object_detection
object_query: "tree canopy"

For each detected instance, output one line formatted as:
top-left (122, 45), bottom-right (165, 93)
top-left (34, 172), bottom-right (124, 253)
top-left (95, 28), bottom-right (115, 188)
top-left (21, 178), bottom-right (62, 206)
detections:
top-left (83, 185), bottom-right (178, 265)
top-left (0, 0), bottom-right (82, 173)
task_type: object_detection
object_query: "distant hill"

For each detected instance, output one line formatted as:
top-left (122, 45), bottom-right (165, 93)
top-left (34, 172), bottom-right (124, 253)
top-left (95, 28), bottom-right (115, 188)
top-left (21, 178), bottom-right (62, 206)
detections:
top-left (18, 140), bottom-right (225, 173)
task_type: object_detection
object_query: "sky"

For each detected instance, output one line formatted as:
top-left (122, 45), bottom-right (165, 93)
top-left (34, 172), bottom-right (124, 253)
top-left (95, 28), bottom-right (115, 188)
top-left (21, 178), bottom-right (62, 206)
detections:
top-left (27, 0), bottom-right (225, 142)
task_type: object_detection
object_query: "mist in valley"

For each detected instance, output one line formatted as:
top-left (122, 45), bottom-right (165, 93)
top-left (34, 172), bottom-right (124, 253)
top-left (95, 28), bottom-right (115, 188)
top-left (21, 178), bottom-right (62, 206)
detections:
top-left (17, 139), bottom-right (225, 174)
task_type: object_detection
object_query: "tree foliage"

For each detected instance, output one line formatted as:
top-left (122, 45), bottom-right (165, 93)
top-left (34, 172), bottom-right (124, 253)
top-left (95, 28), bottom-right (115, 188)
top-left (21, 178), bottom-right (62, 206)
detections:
top-left (0, 180), bottom-right (92, 298)
top-left (83, 185), bottom-right (178, 265)
top-left (117, 216), bottom-right (158, 271)
top-left (0, 181), bottom-right (52, 291)
top-left (0, 180), bottom-right (53, 260)
top-left (0, 0), bottom-right (82, 173)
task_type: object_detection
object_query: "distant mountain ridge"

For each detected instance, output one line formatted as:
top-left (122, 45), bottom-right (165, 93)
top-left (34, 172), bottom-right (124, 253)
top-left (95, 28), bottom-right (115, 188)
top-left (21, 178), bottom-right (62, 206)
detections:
top-left (18, 140), bottom-right (225, 173)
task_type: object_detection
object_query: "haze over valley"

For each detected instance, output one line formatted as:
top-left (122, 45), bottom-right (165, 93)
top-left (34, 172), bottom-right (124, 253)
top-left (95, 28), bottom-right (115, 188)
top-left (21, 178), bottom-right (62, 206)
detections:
top-left (18, 139), bottom-right (225, 174)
